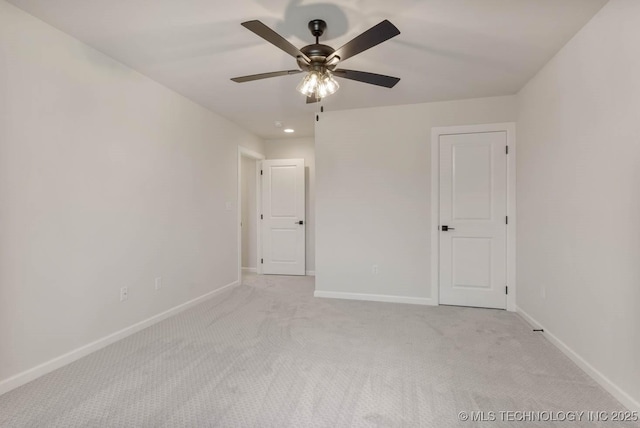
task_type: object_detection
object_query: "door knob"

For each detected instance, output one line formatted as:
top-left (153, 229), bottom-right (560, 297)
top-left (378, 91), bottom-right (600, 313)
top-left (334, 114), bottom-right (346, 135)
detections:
top-left (296, 220), bottom-right (304, 225)
top-left (441, 225), bottom-right (455, 231)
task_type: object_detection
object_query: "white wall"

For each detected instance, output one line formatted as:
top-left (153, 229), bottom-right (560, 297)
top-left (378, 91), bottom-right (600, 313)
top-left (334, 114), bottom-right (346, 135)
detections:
top-left (264, 137), bottom-right (316, 273)
top-left (516, 0), bottom-right (640, 409)
top-left (241, 156), bottom-right (257, 270)
top-left (315, 97), bottom-right (516, 302)
top-left (0, 0), bottom-right (263, 389)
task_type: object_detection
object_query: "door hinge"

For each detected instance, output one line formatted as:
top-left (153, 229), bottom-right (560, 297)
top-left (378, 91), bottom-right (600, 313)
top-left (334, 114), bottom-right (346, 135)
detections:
top-left (505, 286), bottom-right (508, 295)
top-left (260, 214), bottom-right (263, 219)
top-left (506, 146), bottom-right (509, 155)
top-left (506, 216), bottom-right (508, 225)
top-left (260, 170), bottom-right (263, 175)
top-left (261, 258), bottom-right (263, 264)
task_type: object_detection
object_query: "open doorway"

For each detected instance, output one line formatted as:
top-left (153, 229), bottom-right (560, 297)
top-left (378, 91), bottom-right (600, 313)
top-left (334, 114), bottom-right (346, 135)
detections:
top-left (237, 147), bottom-right (264, 283)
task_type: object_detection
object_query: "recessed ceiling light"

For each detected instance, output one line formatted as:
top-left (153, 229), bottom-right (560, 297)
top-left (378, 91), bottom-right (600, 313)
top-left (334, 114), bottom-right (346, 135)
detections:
top-left (284, 128), bottom-right (295, 133)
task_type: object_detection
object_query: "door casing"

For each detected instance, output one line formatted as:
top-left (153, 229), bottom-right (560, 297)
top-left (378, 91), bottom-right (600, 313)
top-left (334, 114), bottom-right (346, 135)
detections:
top-left (430, 123), bottom-right (517, 311)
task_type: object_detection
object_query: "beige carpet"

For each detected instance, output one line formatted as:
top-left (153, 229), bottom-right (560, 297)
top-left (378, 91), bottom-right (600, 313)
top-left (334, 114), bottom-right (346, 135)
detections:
top-left (0, 274), bottom-right (636, 427)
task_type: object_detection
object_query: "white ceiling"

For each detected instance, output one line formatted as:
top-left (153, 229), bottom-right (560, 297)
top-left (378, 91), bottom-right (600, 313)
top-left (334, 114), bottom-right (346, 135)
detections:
top-left (8, 0), bottom-right (608, 139)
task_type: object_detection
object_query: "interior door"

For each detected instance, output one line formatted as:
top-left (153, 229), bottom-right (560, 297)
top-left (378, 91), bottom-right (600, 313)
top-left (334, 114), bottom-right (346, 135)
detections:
top-left (439, 131), bottom-right (507, 309)
top-left (261, 159), bottom-right (305, 275)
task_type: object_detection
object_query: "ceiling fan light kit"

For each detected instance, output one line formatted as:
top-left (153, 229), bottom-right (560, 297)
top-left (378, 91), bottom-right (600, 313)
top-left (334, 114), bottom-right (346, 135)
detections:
top-left (296, 69), bottom-right (339, 99)
top-left (231, 18), bottom-right (401, 103)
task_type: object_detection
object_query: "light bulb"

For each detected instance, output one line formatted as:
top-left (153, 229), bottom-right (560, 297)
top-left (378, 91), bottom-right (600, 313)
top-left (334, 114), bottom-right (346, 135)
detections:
top-left (296, 71), bottom-right (320, 97)
top-left (318, 71), bottom-right (339, 98)
top-left (296, 70), bottom-right (339, 99)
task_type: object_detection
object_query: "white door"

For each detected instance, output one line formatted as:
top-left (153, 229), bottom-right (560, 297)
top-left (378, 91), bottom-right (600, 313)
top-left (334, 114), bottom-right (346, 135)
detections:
top-left (261, 159), bottom-right (305, 275)
top-left (439, 132), bottom-right (507, 309)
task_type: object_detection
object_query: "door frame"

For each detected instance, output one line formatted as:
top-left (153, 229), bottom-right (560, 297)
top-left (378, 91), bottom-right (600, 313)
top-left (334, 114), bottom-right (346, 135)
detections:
top-left (260, 158), bottom-right (306, 276)
top-left (237, 146), bottom-right (265, 282)
top-left (430, 123), bottom-right (517, 311)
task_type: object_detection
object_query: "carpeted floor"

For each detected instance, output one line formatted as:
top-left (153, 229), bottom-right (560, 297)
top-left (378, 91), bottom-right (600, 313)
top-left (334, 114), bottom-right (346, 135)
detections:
top-left (0, 274), bottom-right (637, 427)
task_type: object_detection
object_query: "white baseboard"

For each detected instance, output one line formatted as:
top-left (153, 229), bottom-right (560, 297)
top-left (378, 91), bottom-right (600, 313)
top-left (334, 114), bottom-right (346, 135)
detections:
top-left (314, 290), bottom-right (435, 306)
top-left (0, 280), bottom-right (240, 397)
top-left (517, 306), bottom-right (639, 412)
top-left (241, 267), bottom-right (257, 273)
top-left (305, 270), bottom-right (315, 276)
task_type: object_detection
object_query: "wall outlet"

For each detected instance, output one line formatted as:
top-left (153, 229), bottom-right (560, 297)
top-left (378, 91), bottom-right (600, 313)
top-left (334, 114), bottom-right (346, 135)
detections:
top-left (372, 264), bottom-right (379, 275)
top-left (120, 286), bottom-right (128, 302)
top-left (155, 277), bottom-right (162, 291)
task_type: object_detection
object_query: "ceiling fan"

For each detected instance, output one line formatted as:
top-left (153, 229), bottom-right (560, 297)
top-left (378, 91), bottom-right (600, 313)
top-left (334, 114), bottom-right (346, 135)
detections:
top-left (231, 19), bottom-right (401, 103)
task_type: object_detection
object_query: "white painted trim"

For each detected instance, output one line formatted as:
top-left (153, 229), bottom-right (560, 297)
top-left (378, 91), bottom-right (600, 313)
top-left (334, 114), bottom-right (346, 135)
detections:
top-left (256, 161), bottom-right (263, 275)
top-left (305, 270), bottom-right (316, 276)
top-left (505, 125), bottom-right (517, 312)
top-left (430, 130), bottom-right (440, 306)
top-left (242, 267), bottom-right (257, 273)
top-left (237, 146), bottom-right (265, 282)
top-left (517, 307), bottom-right (640, 412)
top-left (0, 280), bottom-right (240, 397)
top-left (430, 123), bottom-right (517, 311)
top-left (314, 290), bottom-right (435, 306)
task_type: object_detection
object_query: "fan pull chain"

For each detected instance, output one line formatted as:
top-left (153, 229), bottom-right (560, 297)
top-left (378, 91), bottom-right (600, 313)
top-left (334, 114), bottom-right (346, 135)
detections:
top-left (316, 101), bottom-right (324, 122)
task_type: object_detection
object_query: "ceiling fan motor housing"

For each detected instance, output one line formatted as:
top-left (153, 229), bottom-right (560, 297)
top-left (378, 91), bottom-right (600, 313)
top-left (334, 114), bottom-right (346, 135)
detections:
top-left (296, 20), bottom-right (338, 72)
top-left (297, 44), bottom-right (337, 72)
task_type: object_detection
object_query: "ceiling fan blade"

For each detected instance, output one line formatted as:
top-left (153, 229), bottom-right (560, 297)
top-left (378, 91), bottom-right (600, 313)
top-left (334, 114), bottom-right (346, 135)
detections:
top-left (241, 20), bottom-right (311, 63)
top-left (231, 70), bottom-right (302, 83)
top-left (306, 95), bottom-right (320, 104)
top-left (327, 20), bottom-right (400, 63)
top-left (333, 69), bottom-right (400, 88)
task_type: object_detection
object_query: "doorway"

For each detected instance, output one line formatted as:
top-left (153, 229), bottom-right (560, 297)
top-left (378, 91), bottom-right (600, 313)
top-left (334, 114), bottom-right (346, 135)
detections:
top-left (261, 159), bottom-right (306, 275)
top-left (238, 147), bottom-right (264, 282)
top-left (431, 123), bottom-right (516, 311)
